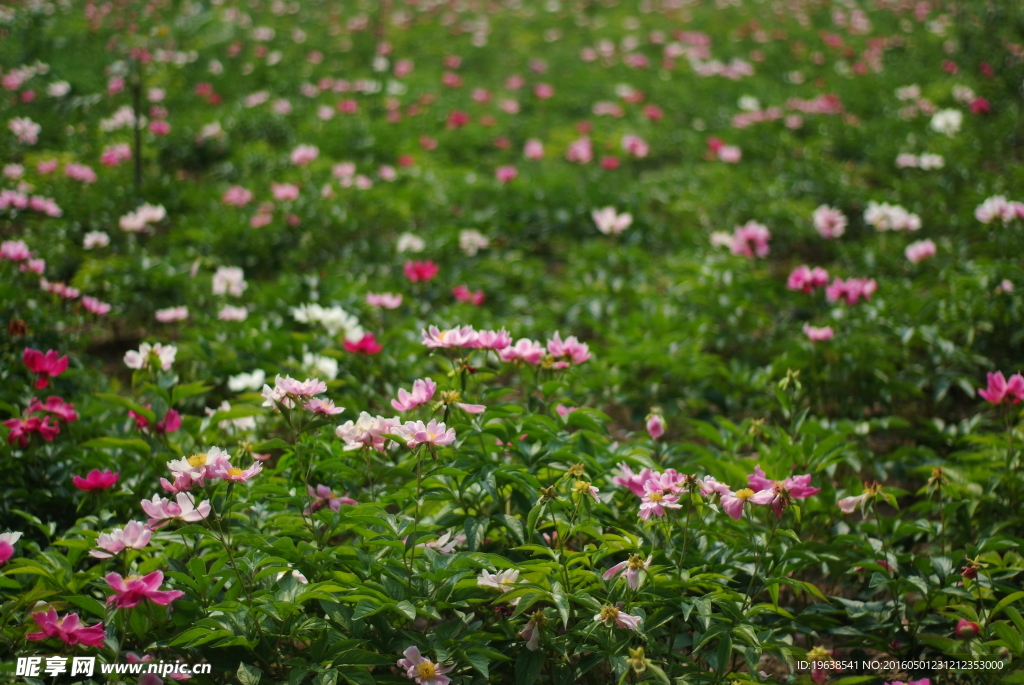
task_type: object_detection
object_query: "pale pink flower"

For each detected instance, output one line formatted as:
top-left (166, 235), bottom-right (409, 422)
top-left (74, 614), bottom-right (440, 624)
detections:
top-left (639, 481), bottom-right (682, 520)
top-left (803, 324), bottom-right (834, 342)
top-left (421, 325), bottom-right (480, 349)
top-left (720, 487), bottom-right (774, 520)
top-left (209, 460), bottom-right (263, 483)
top-left (621, 134), bottom-right (649, 158)
top-left (212, 266), bottom-right (247, 296)
top-left (499, 338), bottom-right (545, 364)
top-left (417, 531), bottom-right (465, 554)
top-left (9, 117), bottom-right (41, 144)
top-left (717, 145), bottom-right (742, 163)
top-left (524, 139), bottom-right (544, 159)
top-left (305, 485), bottom-right (356, 514)
top-left (65, 163), bottom-right (97, 183)
top-left (477, 569), bottom-right (519, 592)
top-left (335, 412), bottom-right (401, 451)
top-left (592, 207), bottom-right (633, 235)
top-left (367, 292), bottom-right (403, 309)
top-left (495, 165), bottom-right (518, 183)
top-left (0, 239), bottom-right (31, 260)
top-left (290, 144), bottom-right (319, 166)
top-left (396, 419), bottom-right (456, 448)
top-left (748, 465), bottom-right (821, 516)
top-left (82, 297), bottom-right (112, 316)
top-left (547, 332), bottom-right (590, 364)
top-left (975, 195), bottom-right (1018, 225)
top-left (222, 185), bottom-right (254, 206)
top-left (90, 521), bottom-right (152, 558)
top-left (905, 238), bottom-right (936, 264)
top-left (218, 305), bottom-right (248, 321)
top-left (397, 646), bottom-right (452, 685)
top-left (594, 605), bottom-right (642, 631)
top-left (392, 378), bottom-right (437, 411)
top-left (83, 231), bottom-right (110, 249)
top-left (140, 492), bottom-right (212, 529)
top-left (271, 182), bottom-right (300, 201)
top-left (124, 342), bottom-right (177, 371)
top-left (305, 398), bottom-right (345, 415)
top-left (602, 554), bottom-right (652, 589)
top-left (476, 329), bottom-right (512, 350)
top-left (566, 137), bottom-right (593, 164)
top-left (155, 306), bottom-right (189, 323)
top-left (646, 413), bottom-right (665, 439)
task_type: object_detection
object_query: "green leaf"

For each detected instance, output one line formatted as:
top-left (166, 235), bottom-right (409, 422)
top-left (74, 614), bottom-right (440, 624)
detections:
top-left (65, 595), bottom-right (106, 618)
top-left (253, 438), bottom-right (292, 451)
top-left (82, 437), bottom-right (151, 455)
top-left (526, 503), bottom-right (544, 541)
top-left (237, 663), bottom-right (262, 685)
top-left (991, 592), bottom-right (1024, 621)
top-left (94, 393), bottom-right (155, 424)
top-left (172, 382), bottom-right (211, 405)
top-left (551, 582), bottom-right (569, 628)
top-left (500, 514), bottom-right (525, 544)
top-left (516, 650), bottom-right (544, 685)
top-left (464, 650), bottom-right (490, 678)
top-left (338, 669), bottom-right (374, 685)
top-left (210, 404), bottom-right (265, 423)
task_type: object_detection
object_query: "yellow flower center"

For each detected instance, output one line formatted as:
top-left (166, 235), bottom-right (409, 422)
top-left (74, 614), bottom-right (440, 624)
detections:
top-left (627, 554), bottom-right (646, 569)
top-left (574, 480), bottom-right (592, 493)
top-left (734, 488), bottom-right (756, 501)
top-left (187, 453), bottom-right (208, 467)
top-left (228, 467), bottom-right (244, 477)
top-left (807, 645), bottom-right (831, 660)
top-left (599, 605), bottom-right (620, 621)
top-left (648, 491), bottom-right (663, 502)
top-left (416, 662), bottom-right (436, 678)
top-left (438, 331), bottom-right (448, 341)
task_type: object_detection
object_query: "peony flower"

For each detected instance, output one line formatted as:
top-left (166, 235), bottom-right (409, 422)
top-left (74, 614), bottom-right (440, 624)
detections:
top-left (22, 348), bottom-right (68, 389)
top-left (404, 260), bottom-right (439, 282)
top-left (452, 284), bottom-right (485, 306)
top-left (594, 604), bottom-right (642, 631)
top-left (0, 531), bottom-right (22, 565)
top-left (344, 332), bottom-right (383, 355)
top-left (612, 464), bottom-right (655, 498)
top-left (212, 266), bottom-right (247, 296)
top-left (417, 531), bottom-right (465, 554)
top-left (396, 419), bottom-right (456, 449)
top-left (476, 329), bottom-right (512, 350)
top-left (498, 338), bottom-right (545, 364)
top-left (803, 324), bottom-right (834, 342)
top-left (26, 609), bottom-right (106, 647)
top-left (397, 646), bottom-right (452, 685)
top-left (83, 231), bottom-right (111, 249)
top-left (748, 465), bottom-right (821, 517)
top-left (155, 306), bottom-right (189, 323)
top-left (476, 569), bottom-right (519, 592)
top-left (592, 207), bottom-right (633, 235)
top-left (305, 485), bottom-right (356, 514)
top-left (105, 570), bottom-right (185, 608)
top-left (27, 396), bottom-right (78, 423)
top-left (730, 221), bottom-right (770, 258)
top-left (954, 620), bottom-right (979, 640)
top-left (645, 412), bottom-right (665, 440)
top-left (140, 492), bottom-right (212, 529)
top-left (978, 371), bottom-right (1024, 405)
top-left (787, 265), bottom-right (830, 293)
top-left (290, 144), bottom-right (320, 166)
top-left (929, 108), bottom-right (962, 136)
top-left (72, 469), bottom-right (120, 492)
top-left (392, 378), bottom-right (437, 411)
top-left (421, 325), bottom-right (479, 349)
top-left (905, 238), bottom-right (936, 264)
top-left (720, 487), bottom-right (774, 520)
top-left (209, 460), bottom-right (263, 483)
top-left (124, 343), bottom-right (177, 371)
top-left (367, 292), bottom-right (402, 309)
top-left (335, 412), bottom-right (401, 451)
top-left (639, 480), bottom-right (682, 520)
top-left (602, 554), bottom-right (652, 589)
top-left (519, 612), bottom-right (544, 650)
top-left (304, 398), bottom-right (345, 415)
top-left (547, 332), bottom-right (591, 365)
top-left (90, 521), bottom-right (151, 558)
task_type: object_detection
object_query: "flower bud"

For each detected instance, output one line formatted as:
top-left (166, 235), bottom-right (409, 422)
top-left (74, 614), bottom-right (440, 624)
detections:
top-left (955, 619), bottom-right (980, 640)
top-left (645, 411), bottom-right (665, 440)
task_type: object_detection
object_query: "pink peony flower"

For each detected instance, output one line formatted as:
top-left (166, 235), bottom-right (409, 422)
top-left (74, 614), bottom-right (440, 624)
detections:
top-left (422, 325), bottom-right (480, 349)
top-left (594, 605), bottom-right (642, 631)
top-left (621, 134), bottom-right (649, 158)
top-left (366, 292), bottom-right (403, 309)
top-left (141, 492), bottom-right (212, 529)
top-left (730, 221), bottom-right (771, 258)
top-left (499, 338), bottom-right (545, 364)
top-left (209, 460), bottom-right (263, 483)
top-left (978, 371), bottom-right (1024, 405)
top-left (155, 306), bottom-right (189, 323)
top-left (90, 521), bottom-right (151, 558)
top-left (344, 332), bottom-right (383, 355)
top-left (392, 378), bottom-right (438, 411)
top-left (592, 207), bottom-right (633, 235)
top-left (905, 238), bottom-right (937, 264)
top-left (3, 416), bottom-right (60, 447)
top-left (747, 465), bottom-right (821, 516)
top-left (787, 265), bottom-right (830, 293)
top-left (720, 487), bottom-right (774, 520)
top-left (72, 469), bottom-right (120, 492)
top-left (22, 348), bottom-right (69, 389)
top-left (452, 284), bottom-right (485, 306)
top-left (639, 480), bottom-right (682, 520)
top-left (476, 329), bottom-right (512, 350)
top-left (0, 531), bottom-right (22, 565)
top-left (645, 412), bottom-right (665, 440)
top-left (954, 619), bottom-right (979, 640)
top-left (396, 419), bottom-right (456, 449)
top-left (826, 277), bottom-right (877, 305)
top-left (803, 324), bottom-right (834, 342)
top-left (222, 185), bottom-right (254, 206)
top-left (404, 260), bottom-right (439, 282)
top-left (290, 144), bottom-right (319, 166)
top-left (524, 139), bottom-right (544, 159)
top-left (476, 569), bottom-right (520, 592)
top-left (304, 398), bottom-right (345, 415)
top-left (813, 205), bottom-right (847, 238)
top-left (305, 485), bottom-right (356, 514)
top-left (27, 609), bottom-right (106, 647)
top-left (397, 646), bottom-right (452, 685)
top-left (612, 464), bottom-right (654, 498)
top-left (602, 554), bottom-right (652, 589)
top-left (27, 396), bottom-right (78, 422)
top-left (335, 412), bottom-right (401, 451)
top-left (105, 570), bottom-right (185, 609)
top-left (547, 332), bottom-right (590, 364)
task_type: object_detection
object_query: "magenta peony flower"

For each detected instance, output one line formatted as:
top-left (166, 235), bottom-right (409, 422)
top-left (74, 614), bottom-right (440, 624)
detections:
top-left (105, 570), bottom-right (184, 609)
top-left (404, 260), bottom-right (439, 282)
top-left (345, 332), bottom-right (383, 355)
top-left (978, 371), bottom-right (1024, 405)
top-left (22, 348), bottom-right (68, 389)
top-left (72, 469), bottom-right (120, 492)
top-left (27, 608), bottom-right (106, 647)
top-left (0, 531), bottom-right (22, 565)
top-left (305, 485), bottom-right (356, 514)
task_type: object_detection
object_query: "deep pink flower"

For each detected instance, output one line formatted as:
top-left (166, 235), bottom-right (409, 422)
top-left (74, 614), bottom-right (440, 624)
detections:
top-left (452, 284), bottom-right (485, 305)
top-left (345, 332), bottom-right (383, 355)
top-left (730, 221), bottom-right (771, 258)
top-left (955, 619), bottom-right (979, 640)
top-left (23, 348), bottom-right (68, 389)
top-left (978, 371), bottom-right (1024, 404)
top-left (748, 465), bottom-right (821, 516)
top-left (594, 605), bottom-right (642, 631)
top-left (787, 265), bottom-right (830, 293)
top-left (27, 396), bottom-right (78, 422)
top-left (27, 609), bottom-right (106, 647)
top-left (646, 413), bottom-right (665, 440)
top-left (602, 554), bottom-right (652, 589)
top-left (826, 277), bottom-right (877, 305)
top-left (3, 415), bottom-right (60, 446)
top-left (72, 469), bottom-right (120, 492)
top-left (105, 570), bottom-right (184, 608)
top-left (129, 406), bottom-right (182, 434)
top-left (612, 464), bottom-right (655, 498)
top-left (0, 532), bottom-right (22, 565)
top-left (404, 260), bottom-right (439, 282)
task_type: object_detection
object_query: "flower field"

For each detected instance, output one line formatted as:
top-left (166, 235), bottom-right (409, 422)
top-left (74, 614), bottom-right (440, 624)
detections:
top-left (2, 0), bottom-right (1024, 683)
